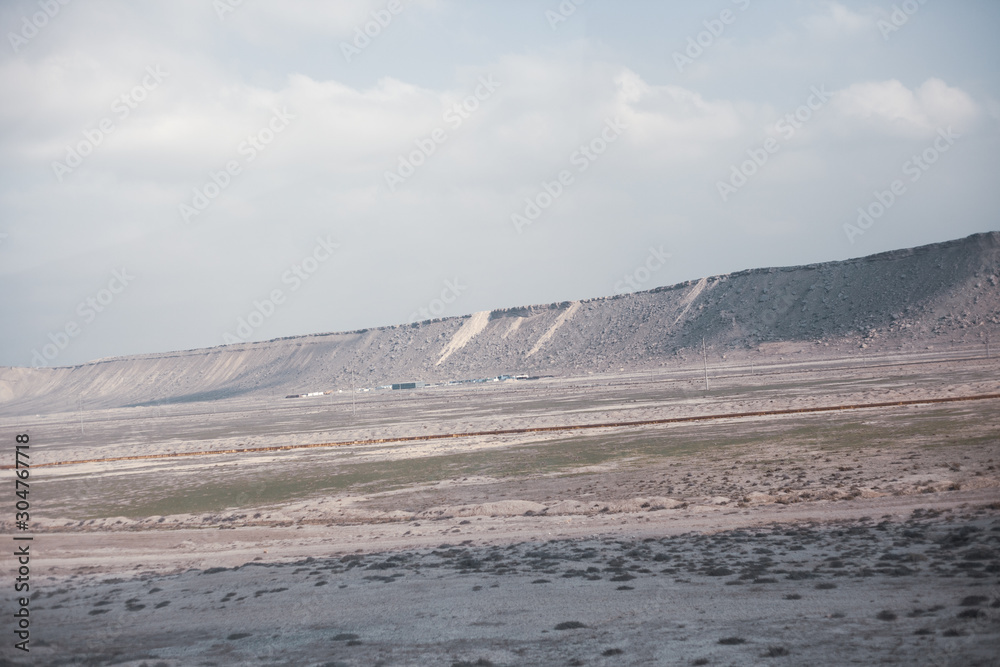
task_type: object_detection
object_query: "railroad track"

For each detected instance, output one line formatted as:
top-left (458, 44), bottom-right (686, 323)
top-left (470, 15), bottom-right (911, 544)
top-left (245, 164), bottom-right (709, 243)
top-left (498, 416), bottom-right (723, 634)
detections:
top-left (13, 392), bottom-right (1000, 470)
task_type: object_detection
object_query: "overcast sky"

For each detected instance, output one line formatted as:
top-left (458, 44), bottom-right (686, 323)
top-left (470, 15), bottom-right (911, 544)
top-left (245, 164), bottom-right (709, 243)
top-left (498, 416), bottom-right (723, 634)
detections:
top-left (1, 0), bottom-right (998, 367)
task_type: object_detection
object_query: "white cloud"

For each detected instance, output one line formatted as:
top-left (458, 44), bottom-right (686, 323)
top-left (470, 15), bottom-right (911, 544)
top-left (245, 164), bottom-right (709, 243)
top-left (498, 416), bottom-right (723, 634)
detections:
top-left (832, 78), bottom-right (979, 136)
top-left (218, 0), bottom-right (437, 42)
top-left (613, 68), bottom-right (744, 161)
top-left (914, 78), bottom-right (980, 129)
top-left (802, 1), bottom-right (873, 39)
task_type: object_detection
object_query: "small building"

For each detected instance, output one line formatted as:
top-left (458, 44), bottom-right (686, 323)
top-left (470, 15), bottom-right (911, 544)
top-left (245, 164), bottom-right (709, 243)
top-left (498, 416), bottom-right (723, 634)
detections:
top-left (391, 381), bottom-right (426, 390)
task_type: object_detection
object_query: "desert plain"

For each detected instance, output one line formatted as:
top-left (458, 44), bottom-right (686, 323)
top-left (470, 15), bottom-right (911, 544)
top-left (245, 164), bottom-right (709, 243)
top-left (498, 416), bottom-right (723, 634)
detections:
top-left (1, 345), bottom-right (998, 666)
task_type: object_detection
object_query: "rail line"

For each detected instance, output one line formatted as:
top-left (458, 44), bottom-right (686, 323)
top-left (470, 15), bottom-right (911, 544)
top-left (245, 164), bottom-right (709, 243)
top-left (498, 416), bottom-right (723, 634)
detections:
top-left (13, 392), bottom-right (1000, 470)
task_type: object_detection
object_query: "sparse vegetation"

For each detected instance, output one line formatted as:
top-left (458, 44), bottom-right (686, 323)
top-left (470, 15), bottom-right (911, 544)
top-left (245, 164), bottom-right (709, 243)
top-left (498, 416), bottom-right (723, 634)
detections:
top-left (959, 595), bottom-right (988, 606)
top-left (554, 621), bottom-right (587, 631)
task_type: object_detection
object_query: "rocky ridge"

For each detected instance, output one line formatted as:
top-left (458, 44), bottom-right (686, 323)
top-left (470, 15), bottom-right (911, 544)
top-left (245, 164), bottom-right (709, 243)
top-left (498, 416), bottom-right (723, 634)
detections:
top-left (2, 232), bottom-right (997, 415)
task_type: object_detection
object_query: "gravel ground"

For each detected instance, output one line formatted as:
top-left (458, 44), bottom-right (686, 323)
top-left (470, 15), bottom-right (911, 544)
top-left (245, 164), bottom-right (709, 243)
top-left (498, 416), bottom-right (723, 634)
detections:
top-left (20, 506), bottom-right (1000, 666)
top-left (1, 354), bottom-right (997, 665)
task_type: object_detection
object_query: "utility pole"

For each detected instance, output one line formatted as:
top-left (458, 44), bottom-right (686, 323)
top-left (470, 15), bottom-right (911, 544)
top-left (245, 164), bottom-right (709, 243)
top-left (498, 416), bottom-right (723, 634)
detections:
top-left (702, 337), bottom-right (709, 392)
top-left (351, 368), bottom-right (356, 419)
top-left (987, 332), bottom-right (991, 359)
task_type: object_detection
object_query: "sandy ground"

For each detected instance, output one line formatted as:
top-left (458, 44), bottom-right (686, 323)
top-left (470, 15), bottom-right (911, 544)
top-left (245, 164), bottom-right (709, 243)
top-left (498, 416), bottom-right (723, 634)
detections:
top-left (1, 354), bottom-right (999, 665)
top-left (13, 496), bottom-right (1000, 666)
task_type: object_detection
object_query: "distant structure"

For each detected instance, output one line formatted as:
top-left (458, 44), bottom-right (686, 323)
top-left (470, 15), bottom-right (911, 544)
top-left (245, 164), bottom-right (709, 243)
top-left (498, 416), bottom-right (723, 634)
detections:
top-left (391, 382), bottom-right (426, 390)
top-left (284, 390), bottom-right (332, 399)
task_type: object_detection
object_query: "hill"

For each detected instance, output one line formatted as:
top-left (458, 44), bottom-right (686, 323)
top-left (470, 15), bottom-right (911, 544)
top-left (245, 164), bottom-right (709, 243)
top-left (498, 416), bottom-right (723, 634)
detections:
top-left (2, 232), bottom-right (997, 415)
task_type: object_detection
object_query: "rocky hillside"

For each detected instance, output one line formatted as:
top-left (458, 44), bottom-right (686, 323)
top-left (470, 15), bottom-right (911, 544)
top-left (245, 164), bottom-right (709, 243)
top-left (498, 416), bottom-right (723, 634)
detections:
top-left (2, 232), bottom-right (998, 415)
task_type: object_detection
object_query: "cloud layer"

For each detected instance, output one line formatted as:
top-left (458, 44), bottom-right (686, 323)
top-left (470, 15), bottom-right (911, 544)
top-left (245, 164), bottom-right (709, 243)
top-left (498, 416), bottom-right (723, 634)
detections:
top-left (1, 0), bottom-right (998, 367)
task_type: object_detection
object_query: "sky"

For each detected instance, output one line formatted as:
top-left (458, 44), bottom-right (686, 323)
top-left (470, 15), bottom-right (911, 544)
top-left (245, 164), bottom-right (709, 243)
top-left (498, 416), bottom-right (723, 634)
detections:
top-left (1, 0), bottom-right (998, 368)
